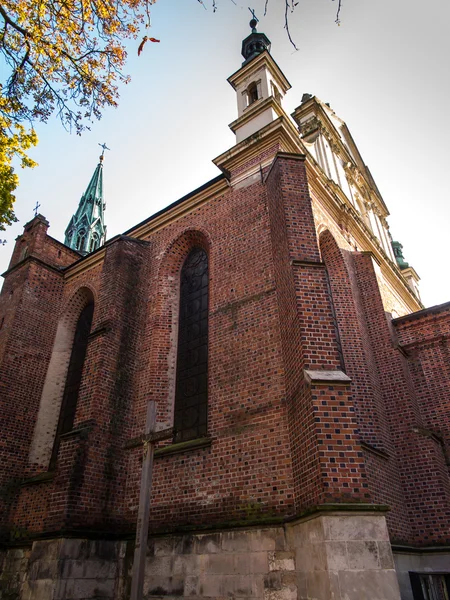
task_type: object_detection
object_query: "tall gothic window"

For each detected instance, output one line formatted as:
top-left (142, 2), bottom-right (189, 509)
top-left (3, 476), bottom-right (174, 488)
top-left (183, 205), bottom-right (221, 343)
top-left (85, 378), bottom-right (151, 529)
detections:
top-left (50, 302), bottom-right (94, 468)
top-left (174, 248), bottom-right (209, 443)
top-left (77, 230), bottom-right (86, 252)
top-left (89, 233), bottom-right (99, 252)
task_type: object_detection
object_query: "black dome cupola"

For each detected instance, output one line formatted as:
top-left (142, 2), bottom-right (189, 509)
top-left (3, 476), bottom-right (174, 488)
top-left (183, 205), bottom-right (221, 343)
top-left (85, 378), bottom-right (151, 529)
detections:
top-left (241, 18), bottom-right (271, 65)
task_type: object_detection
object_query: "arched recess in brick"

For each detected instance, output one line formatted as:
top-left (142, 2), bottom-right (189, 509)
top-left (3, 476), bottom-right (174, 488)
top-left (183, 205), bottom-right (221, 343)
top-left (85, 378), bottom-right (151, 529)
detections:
top-left (318, 229), bottom-right (386, 449)
top-left (140, 229), bottom-right (211, 437)
top-left (28, 286), bottom-right (95, 470)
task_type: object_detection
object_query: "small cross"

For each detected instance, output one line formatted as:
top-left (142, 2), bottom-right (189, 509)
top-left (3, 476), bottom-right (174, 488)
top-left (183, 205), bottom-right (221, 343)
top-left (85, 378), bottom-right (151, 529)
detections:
top-left (33, 201), bottom-right (41, 217)
top-left (248, 7), bottom-right (259, 22)
top-left (98, 142), bottom-right (110, 157)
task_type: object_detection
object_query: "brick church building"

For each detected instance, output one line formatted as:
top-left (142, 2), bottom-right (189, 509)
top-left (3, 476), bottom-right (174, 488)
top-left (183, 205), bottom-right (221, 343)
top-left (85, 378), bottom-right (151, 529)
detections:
top-left (1, 21), bottom-right (449, 600)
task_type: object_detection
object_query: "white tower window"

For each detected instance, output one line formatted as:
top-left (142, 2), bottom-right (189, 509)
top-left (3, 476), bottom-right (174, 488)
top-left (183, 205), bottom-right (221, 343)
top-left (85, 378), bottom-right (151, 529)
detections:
top-left (247, 82), bottom-right (259, 105)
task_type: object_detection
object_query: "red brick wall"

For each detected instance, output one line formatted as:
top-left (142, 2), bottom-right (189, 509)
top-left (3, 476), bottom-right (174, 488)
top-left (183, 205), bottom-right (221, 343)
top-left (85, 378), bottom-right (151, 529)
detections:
top-left (4, 173), bottom-right (298, 536)
top-left (394, 304), bottom-right (450, 544)
top-left (318, 236), bottom-right (413, 541)
top-left (0, 240), bottom-right (66, 535)
top-left (7, 215), bottom-right (79, 272)
top-left (265, 154), bottom-right (368, 510)
top-left (1, 158), bottom-right (449, 550)
top-left (350, 254), bottom-right (450, 545)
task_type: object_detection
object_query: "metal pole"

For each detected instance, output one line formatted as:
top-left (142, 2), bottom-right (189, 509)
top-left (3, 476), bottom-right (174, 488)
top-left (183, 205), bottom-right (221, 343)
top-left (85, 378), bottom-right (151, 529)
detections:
top-left (130, 400), bottom-right (157, 600)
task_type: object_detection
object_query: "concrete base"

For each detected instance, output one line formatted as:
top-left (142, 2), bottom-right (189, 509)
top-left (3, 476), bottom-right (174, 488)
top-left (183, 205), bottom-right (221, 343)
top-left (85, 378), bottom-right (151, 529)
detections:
top-left (394, 550), bottom-right (450, 600)
top-left (0, 513), bottom-right (403, 599)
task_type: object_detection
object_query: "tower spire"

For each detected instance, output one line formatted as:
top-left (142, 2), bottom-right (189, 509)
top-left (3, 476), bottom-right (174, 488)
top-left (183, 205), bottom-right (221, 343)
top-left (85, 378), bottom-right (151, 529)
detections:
top-left (64, 147), bottom-right (108, 254)
top-left (224, 19), bottom-right (290, 145)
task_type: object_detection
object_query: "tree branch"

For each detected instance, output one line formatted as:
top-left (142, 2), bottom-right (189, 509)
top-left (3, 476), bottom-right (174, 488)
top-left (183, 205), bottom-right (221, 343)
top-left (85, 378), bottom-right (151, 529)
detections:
top-left (0, 4), bottom-right (31, 38)
top-left (284, 0), bottom-right (298, 51)
top-left (334, 0), bottom-right (342, 24)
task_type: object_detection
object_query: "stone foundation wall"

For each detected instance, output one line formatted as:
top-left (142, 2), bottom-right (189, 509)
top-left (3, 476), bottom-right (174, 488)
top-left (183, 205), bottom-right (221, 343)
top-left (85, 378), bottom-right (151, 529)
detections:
top-left (143, 527), bottom-right (294, 600)
top-left (0, 547), bottom-right (31, 600)
top-left (287, 513), bottom-right (401, 600)
top-left (0, 514), bottom-right (406, 600)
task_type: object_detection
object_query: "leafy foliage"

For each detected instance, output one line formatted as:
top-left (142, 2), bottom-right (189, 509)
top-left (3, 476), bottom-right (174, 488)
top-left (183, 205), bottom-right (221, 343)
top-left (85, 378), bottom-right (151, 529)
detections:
top-left (0, 0), bottom-right (155, 228)
top-left (0, 116), bottom-right (37, 230)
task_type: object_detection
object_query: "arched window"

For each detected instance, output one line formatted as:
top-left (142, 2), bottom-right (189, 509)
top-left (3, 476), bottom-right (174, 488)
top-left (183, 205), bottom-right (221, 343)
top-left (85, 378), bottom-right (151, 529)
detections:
top-left (89, 233), bottom-right (99, 252)
top-left (50, 302), bottom-right (94, 467)
top-left (77, 230), bottom-right (86, 252)
top-left (174, 248), bottom-right (209, 443)
top-left (247, 82), bottom-right (258, 105)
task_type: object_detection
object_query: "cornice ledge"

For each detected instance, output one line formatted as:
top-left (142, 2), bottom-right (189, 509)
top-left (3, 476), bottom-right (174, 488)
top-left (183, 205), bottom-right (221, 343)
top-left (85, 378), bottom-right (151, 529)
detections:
top-left (286, 503), bottom-right (391, 526)
top-left (2, 255), bottom-right (64, 279)
top-left (214, 118), bottom-right (302, 176)
top-left (229, 96), bottom-right (285, 134)
top-left (227, 50), bottom-right (291, 92)
top-left (391, 543), bottom-right (450, 554)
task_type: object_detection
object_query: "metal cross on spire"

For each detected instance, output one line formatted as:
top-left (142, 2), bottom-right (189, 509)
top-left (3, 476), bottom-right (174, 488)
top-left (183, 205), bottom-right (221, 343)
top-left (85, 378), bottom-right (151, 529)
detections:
top-left (98, 142), bottom-right (110, 159)
top-left (248, 7), bottom-right (259, 22)
top-left (33, 201), bottom-right (41, 217)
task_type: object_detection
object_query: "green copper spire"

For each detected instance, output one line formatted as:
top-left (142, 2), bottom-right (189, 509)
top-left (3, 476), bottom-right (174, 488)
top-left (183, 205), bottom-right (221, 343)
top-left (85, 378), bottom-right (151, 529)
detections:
top-left (64, 146), bottom-right (108, 254)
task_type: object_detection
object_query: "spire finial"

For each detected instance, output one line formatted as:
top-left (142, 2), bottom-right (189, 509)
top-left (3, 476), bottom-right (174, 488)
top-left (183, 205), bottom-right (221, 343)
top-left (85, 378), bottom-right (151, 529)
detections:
top-left (98, 142), bottom-right (110, 162)
top-left (241, 10), bottom-right (271, 64)
top-left (248, 7), bottom-right (259, 32)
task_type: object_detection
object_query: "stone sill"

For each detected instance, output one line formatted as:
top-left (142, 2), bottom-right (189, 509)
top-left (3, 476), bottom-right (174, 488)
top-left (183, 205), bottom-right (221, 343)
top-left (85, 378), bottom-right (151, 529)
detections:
top-left (59, 420), bottom-right (95, 440)
top-left (360, 441), bottom-right (390, 460)
top-left (155, 437), bottom-right (212, 458)
top-left (21, 471), bottom-right (55, 486)
top-left (304, 369), bottom-right (352, 385)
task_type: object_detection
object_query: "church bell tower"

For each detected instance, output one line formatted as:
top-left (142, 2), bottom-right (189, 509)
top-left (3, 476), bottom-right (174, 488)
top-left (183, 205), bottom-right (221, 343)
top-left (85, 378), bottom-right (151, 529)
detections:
top-left (64, 147), bottom-right (107, 254)
top-left (227, 18), bottom-right (291, 144)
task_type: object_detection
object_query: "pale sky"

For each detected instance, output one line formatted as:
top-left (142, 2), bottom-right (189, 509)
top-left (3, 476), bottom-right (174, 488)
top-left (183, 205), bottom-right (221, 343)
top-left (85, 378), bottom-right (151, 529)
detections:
top-left (2, 0), bottom-right (449, 309)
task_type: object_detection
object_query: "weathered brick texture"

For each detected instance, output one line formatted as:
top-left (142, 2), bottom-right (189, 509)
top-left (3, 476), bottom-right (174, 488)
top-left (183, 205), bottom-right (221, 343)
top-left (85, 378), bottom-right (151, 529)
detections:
top-left (0, 153), bottom-right (449, 561)
top-left (393, 303), bottom-right (450, 544)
